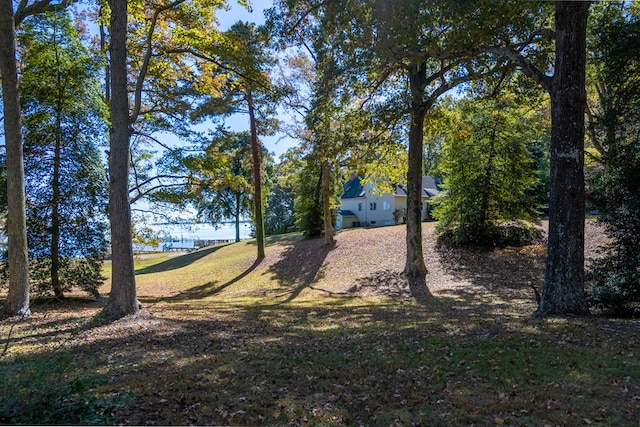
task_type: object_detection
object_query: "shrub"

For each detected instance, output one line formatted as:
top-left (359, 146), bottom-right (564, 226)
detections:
top-left (436, 221), bottom-right (544, 248)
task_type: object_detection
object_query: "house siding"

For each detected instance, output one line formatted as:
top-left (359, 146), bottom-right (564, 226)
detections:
top-left (338, 176), bottom-right (440, 229)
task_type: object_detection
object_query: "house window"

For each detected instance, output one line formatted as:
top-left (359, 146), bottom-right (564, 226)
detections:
top-left (383, 201), bottom-right (391, 211)
top-left (370, 202), bottom-right (377, 211)
top-left (358, 203), bottom-right (362, 211)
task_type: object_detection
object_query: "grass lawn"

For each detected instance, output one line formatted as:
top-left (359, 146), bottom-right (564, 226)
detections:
top-left (1, 223), bottom-right (639, 426)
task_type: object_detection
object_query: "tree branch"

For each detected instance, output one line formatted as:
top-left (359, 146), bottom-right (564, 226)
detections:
top-left (131, 0), bottom-right (189, 124)
top-left (129, 179), bottom-right (189, 204)
top-left (483, 46), bottom-right (552, 92)
top-left (15, 0), bottom-right (77, 25)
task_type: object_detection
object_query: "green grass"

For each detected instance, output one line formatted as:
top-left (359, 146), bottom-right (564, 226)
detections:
top-left (3, 231), bottom-right (640, 426)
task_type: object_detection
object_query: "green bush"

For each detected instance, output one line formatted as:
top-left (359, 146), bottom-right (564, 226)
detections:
top-left (436, 221), bottom-right (544, 248)
top-left (0, 352), bottom-right (130, 425)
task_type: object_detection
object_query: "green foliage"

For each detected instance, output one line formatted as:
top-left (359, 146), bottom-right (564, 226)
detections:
top-left (586, 6), bottom-right (640, 314)
top-left (185, 132), bottom-right (253, 231)
top-left (433, 95), bottom-right (545, 247)
top-left (0, 352), bottom-right (130, 425)
top-left (265, 184), bottom-right (295, 236)
top-left (278, 148), bottom-right (323, 238)
top-left (2, 10), bottom-right (109, 297)
top-left (27, 256), bottom-right (105, 299)
top-left (294, 161), bottom-right (324, 238)
top-left (437, 222), bottom-right (544, 248)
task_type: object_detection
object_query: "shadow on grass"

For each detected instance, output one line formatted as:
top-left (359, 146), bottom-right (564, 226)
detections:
top-left (135, 245), bottom-right (229, 275)
top-left (6, 269), bottom-right (640, 427)
top-left (140, 258), bottom-right (264, 304)
top-left (11, 298), bottom-right (638, 427)
top-left (267, 236), bottom-right (336, 302)
top-left (435, 243), bottom-right (546, 304)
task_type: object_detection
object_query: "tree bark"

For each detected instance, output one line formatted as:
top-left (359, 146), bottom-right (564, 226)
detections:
top-left (248, 90), bottom-right (265, 259)
top-left (535, 1), bottom-right (590, 317)
top-left (0, 0), bottom-right (30, 317)
top-left (321, 159), bottom-right (335, 245)
top-left (105, 0), bottom-right (139, 319)
top-left (404, 62), bottom-right (428, 279)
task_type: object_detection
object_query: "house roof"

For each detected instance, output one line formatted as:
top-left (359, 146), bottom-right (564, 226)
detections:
top-left (343, 174), bottom-right (441, 199)
top-left (342, 174), bottom-right (364, 199)
top-left (392, 177), bottom-right (441, 198)
top-left (339, 210), bottom-right (358, 217)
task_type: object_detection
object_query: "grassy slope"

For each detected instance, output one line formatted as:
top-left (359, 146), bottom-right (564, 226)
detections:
top-left (1, 224), bottom-right (639, 426)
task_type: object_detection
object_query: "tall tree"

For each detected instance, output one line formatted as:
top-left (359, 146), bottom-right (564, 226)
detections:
top-left (0, 0), bottom-right (30, 316)
top-left (489, 2), bottom-right (592, 315)
top-left (537, 2), bottom-right (591, 316)
top-left (189, 22), bottom-right (280, 259)
top-left (105, 0), bottom-right (139, 319)
top-left (19, 10), bottom-right (109, 299)
top-left (104, 0), bottom-right (229, 318)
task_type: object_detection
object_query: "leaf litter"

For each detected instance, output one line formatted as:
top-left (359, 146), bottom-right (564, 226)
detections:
top-left (1, 220), bottom-right (639, 426)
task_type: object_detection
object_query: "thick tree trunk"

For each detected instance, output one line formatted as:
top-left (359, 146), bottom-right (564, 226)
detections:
top-left (248, 91), bottom-right (265, 259)
top-left (404, 63), bottom-right (428, 279)
top-left (0, 0), bottom-right (30, 317)
top-left (105, 0), bottom-right (139, 320)
top-left (322, 159), bottom-right (334, 245)
top-left (535, 1), bottom-right (591, 317)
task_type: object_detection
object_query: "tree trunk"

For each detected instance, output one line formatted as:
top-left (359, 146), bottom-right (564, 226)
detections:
top-left (235, 192), bottom-right (241, 243)
top-left (404, 63), bottom-right (428, 279)
top-left (0, 0), bottom-right (30, 317)
top-left (535, 1), bottom-right (591, 317)
top-left (51, 114), bottom-right (63, 298)
top-left (248, 90), bottom-right (265, 259)
top-left (322, 159), bottom-right (335, 245)
top-left (105, 0), bottom-right (139, 320)
top-left (51, 50), bottom-right (64, 299)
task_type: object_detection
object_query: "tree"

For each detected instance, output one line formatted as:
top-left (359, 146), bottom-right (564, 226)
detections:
top-left (264, 182), bottom-right (294, 236)
top-left (183, 132), bottom-right (253, 243)
top-left (433, 95), bottom-right (545, 247)
top-left (1, 0), bottom-right (30, 316)
top-left (586, 4), bottom-right (640, 314)
top-left (105, 0), bottom-right (139, 319)
top-left (282, 0), bottom-right (550, 279)
top-left (537, 2), bottom-right (591, 316)
top-left (189, 22), bottom-right (280, 259)
top-left (18, 10), bottom-right (109, 299)
top-left (103, 0), bottom-right (230, 318)
top-left (535, 2), bottom-right (592, 316)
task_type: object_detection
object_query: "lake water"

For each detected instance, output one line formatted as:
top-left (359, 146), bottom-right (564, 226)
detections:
top-left (135, 221), bottom-right (254, 252)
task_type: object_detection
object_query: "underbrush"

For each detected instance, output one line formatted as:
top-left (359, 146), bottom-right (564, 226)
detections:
top-left (0, 351), bottom-right (130, 425)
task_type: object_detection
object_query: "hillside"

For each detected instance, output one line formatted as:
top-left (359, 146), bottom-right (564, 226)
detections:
top-left (112, 220), bottom-right (606, 310)
top-left (3, 220), bottom-right (638, 427)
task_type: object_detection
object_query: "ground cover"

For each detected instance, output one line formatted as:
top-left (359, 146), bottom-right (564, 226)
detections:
top-left (1, 221), bottom-right (639, 426)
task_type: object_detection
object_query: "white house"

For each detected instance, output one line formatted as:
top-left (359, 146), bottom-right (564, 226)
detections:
top-left (337, 173), bottom-right (441, 229)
